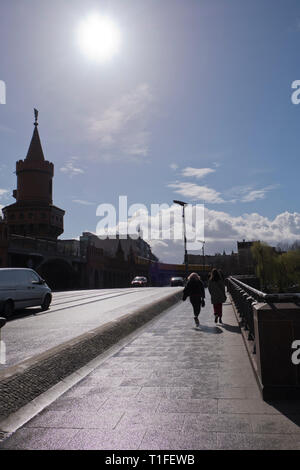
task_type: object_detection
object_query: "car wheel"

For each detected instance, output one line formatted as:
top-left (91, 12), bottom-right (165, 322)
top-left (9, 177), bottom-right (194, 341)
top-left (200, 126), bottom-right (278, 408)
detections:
top-left (3, 300), bottom-right (14, 318)
top-left (41, 294), bottom-right (51, 311)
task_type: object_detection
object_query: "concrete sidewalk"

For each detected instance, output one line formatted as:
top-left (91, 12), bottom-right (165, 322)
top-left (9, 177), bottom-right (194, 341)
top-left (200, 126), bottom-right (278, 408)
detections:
top-left (1, 296), bottom-right (300, 450)
top-left (0, 288), bottom-right (182, 422)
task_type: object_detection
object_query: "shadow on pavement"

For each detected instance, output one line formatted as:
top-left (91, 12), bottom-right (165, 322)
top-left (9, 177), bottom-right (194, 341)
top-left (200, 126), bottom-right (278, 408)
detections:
top-left (266, 400), bottom-right (300, 428)
top-left (221, 323), bottom-right (241, 334)
top-left (6, 307), bottom-right (43, 322)
top-left (196, 325), bottom-right (223, 334)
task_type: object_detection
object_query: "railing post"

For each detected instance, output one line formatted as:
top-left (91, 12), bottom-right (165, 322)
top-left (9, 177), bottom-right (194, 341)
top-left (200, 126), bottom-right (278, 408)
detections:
top-left (253, 302), bottom-right (300, 399)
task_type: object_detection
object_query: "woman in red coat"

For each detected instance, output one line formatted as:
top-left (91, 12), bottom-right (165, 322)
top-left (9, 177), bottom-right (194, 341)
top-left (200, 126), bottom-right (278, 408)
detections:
top-left (208, 268), bottom-right (226, 324)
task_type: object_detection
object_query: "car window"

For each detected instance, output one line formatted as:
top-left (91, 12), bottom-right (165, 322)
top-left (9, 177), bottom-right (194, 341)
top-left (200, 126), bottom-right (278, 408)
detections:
top-left (14, 270), bottom-right (29, 284)
top-left (0, 270), bottom-right (16, 286)
top-left (26, 271), bottom-right (40, 283)
top-left (13, 270), bottom-right (40, 284)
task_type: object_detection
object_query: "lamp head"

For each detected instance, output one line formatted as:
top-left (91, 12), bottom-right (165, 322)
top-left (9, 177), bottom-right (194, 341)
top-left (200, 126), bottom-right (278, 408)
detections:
top-left (173, 200), bottom-right (187, 207)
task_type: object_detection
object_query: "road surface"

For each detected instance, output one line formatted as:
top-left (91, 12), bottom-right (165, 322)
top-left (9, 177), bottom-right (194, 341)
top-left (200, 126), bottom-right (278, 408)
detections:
top-left (0, 287), bottom-right (182, 368)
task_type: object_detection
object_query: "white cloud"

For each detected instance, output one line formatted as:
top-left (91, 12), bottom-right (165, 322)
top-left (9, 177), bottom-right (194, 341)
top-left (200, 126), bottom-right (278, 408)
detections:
top-left (241, 189), bottom-right (266, 202)
top-left (168, 182), bottom-right (225, 204)
top-left (241, 185), bottom-right (277, 202)
top-left (87, 83), bottom-right (153, 160)
top-left (148, 209), bottom-right (300, 263)
top-left (72, 199), bottom-right (95, 206)
top-left (0, 190), bottom-right (8, 217)
top-left (170, 163), bottom-right (179, 171)
top-left (89, 185), bottom-right (300, 261)
top-left (60, 158), bottom-right (84, 178)
top-left (225, 184), bottom-right (279, 203)
top-left (181, 167), bottom-right (215, 179)
top-left (0, 189), bottom-right (9, 198)
top-left (97, 204), bottom-right (300, 263)
top-left (204, 209), bottom-right (300, 245)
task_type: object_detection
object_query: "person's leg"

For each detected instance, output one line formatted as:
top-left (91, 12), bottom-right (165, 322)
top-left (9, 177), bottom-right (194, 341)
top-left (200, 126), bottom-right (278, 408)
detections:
top-left (191, 298), bottom-right (201, 326)
top-left (215, 303), bottom-right (222, 322)
top-left (213, 304), bottom-right (218, 322)
top-left (219, 303), bottom-right (223, 318)
top-left (219, 303), bottom-right (223, 323)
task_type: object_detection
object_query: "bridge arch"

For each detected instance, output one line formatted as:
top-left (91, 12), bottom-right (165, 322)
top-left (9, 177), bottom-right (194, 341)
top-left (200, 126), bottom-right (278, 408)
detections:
top-left (37, 258), bottom-right (78, 290)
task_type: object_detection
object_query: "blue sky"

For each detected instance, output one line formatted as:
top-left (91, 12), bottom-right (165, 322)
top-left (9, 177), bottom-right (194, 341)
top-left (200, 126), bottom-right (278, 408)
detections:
top-left (1, 0), bottom-right (300, 262)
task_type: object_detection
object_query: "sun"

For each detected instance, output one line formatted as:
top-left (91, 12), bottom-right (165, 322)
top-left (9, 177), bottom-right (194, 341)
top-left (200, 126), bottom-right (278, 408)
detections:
top-left (78, 14), bottom-right (121, 61)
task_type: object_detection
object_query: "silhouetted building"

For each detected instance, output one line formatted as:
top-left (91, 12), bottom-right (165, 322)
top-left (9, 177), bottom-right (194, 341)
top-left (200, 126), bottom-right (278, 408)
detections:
top-left (187, 240), bottom-right (259, 276)
top-left (237, 239), bottom-right (258, 274)
top-left (2, 110), bottom-right (64, 240)
top-left (80, 232), bottom-right (158, 262)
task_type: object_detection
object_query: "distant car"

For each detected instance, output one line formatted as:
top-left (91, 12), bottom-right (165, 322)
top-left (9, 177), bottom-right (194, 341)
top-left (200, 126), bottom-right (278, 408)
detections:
top-left (170, 277), bottom-right (184, 287)
top-left (131, 276), bottom-right (148, 287)
top-left (0, 268), bottom-right (52, 318)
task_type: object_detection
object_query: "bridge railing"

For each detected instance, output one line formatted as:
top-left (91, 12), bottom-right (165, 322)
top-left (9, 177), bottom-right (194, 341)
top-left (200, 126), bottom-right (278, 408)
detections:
top-left (8, 235), bottom-right (83, 259)
top-left (228, 276), bottom-right (300, 399)
top-left (227, 276), bottom-right (300, 350)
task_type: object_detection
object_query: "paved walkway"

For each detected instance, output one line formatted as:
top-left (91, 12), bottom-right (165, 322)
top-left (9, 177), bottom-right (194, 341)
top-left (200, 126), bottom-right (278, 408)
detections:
top-left (1, 295), bottom-right (300, 450)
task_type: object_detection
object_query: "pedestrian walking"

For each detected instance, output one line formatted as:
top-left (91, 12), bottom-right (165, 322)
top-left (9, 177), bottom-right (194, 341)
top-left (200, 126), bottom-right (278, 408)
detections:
top-left (208, 268), bottom-right (226, 324)
top-left (182, 272), bottom-right (205, 327)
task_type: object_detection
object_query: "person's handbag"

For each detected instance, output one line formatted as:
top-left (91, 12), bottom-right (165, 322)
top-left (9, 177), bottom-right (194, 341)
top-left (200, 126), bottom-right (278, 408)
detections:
top-left (201, 299), bottom-right (205, 307)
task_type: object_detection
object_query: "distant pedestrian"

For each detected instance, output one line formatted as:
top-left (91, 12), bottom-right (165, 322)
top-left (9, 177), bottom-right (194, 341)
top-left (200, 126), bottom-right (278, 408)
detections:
top-left (182, 272), bottom-right (205, 327)
top-left (208, 268), bottom-right (226, 324)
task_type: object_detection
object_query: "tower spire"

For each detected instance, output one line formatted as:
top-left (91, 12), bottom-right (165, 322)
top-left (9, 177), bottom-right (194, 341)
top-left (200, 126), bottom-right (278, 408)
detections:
top-left (25, 108), bottom-right (45, 161)
top-left (34, 108), bottom-right (38, 126)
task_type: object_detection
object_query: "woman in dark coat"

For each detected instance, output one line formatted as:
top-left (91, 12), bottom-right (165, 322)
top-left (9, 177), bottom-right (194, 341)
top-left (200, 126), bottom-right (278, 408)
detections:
top-left (208, 268), bottom-right (226, 324)
top-left (182, 272), bottom-right (205, 327)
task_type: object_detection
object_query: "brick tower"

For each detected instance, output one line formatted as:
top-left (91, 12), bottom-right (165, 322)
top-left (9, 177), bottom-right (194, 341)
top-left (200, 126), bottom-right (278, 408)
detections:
top-left (3, 109), bottom-right (65, 240)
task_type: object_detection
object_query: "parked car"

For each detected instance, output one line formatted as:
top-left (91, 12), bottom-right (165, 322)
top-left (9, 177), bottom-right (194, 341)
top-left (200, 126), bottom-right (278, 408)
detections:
top-left (131, 276), bottom-right (148, 287)
top-left (170, 276), bottom-right (184, 286)
top-left (0, 268), bottom-right (52, 318)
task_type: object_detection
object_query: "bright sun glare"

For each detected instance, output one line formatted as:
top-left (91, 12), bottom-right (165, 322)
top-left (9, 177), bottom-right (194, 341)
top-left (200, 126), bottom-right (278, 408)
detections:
top-left (78, 14), bottom-right (121, 61)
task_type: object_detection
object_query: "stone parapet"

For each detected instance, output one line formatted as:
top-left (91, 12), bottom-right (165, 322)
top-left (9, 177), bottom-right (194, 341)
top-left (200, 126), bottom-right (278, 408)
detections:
top-left (253, 302), bottom-right (300, 399)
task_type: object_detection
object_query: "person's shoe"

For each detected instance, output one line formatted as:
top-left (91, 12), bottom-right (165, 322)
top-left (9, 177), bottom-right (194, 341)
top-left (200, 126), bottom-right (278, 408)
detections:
top-left (194, 317), bottom-right (200, 327)
top-left (214, 316), bottom-right (218, 323)
top-left (219, 317), bottom-right (223, 324)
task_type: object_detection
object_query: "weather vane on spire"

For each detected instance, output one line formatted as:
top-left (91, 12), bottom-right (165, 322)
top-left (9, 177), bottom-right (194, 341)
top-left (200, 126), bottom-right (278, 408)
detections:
top-left (34, 108), bottom-right (39, 126)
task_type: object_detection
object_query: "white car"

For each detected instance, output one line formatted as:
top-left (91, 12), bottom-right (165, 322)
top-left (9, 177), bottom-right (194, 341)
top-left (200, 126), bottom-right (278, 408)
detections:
top-left (0, 268), bottom-right (52, 318)
top-left (131, 276), bottom-right (148, 287)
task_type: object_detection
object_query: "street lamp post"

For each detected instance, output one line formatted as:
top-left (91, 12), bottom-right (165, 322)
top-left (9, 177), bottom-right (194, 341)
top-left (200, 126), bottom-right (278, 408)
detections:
top-left (198, 240), bottom-right (206, 281)
top-left (173, 200), bottom-right (188, 280)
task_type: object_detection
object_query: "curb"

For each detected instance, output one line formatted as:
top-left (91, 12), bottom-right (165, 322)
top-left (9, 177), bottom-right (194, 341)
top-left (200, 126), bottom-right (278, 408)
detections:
top-left (0, 289), bottom-right (182, 426)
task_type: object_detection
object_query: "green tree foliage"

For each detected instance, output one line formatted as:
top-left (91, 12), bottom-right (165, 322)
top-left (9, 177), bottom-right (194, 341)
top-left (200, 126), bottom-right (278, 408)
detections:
top-left (251, 241), bottom-right (300, 292)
